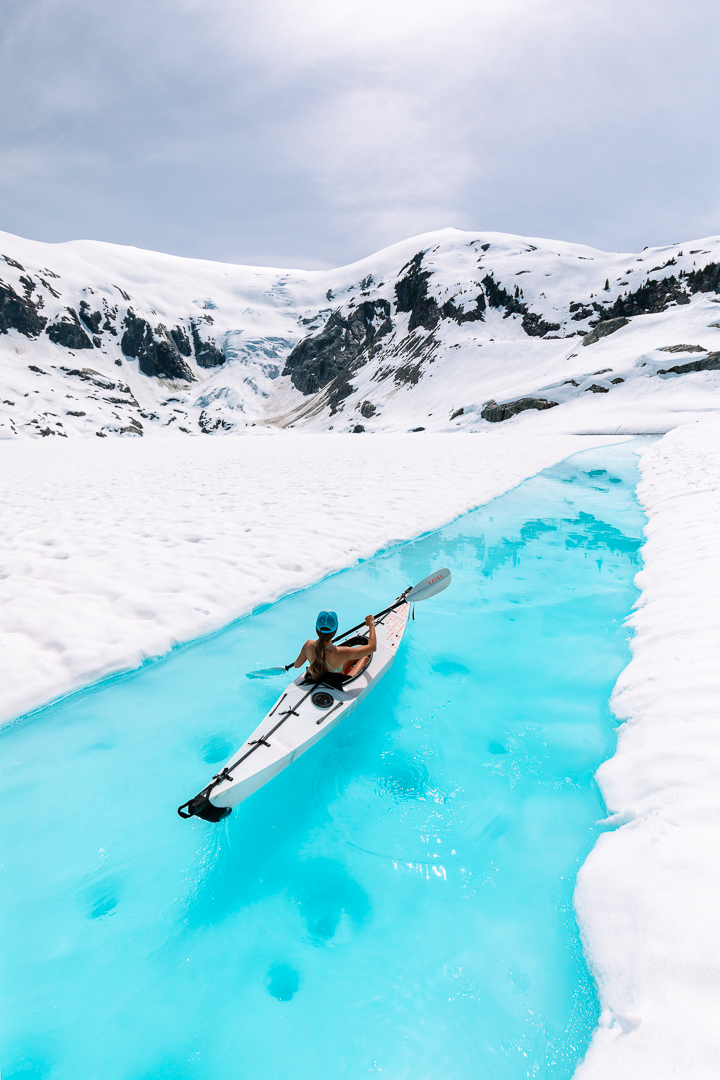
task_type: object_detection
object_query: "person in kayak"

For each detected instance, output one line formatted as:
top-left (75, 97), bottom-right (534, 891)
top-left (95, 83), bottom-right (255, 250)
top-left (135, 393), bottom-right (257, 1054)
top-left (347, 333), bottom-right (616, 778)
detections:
top-left (290, 610), bottom-right (376, 681)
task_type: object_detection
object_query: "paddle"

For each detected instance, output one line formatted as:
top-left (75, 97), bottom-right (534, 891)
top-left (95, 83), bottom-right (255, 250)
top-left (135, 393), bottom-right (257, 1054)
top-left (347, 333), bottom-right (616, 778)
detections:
top-left (334, 567), bottom-right (451, 641)
top-left (245, 568), bottom-right (451, 678)
top-left (246, 666), bottom-right (292, 679)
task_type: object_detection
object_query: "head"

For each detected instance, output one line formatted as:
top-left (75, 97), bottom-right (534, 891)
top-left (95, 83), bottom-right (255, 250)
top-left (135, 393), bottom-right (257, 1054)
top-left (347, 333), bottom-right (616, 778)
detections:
top-left (315, 610), bottom-right (338, 638)
top-left (308, 610), bottom-right (338, 678)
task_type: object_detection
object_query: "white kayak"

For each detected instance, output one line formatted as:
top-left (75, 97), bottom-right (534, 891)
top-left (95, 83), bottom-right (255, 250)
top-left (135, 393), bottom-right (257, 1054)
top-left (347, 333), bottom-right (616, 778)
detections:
top-left (178, 569), bottom-right (450, 822)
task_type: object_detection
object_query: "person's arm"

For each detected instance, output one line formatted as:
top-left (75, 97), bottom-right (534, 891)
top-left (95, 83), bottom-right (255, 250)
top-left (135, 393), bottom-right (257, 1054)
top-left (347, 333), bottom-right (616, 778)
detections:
top-left (331, 616), bottom-right (377, 661)
top-left (289, 641), bottom-right (311, 669)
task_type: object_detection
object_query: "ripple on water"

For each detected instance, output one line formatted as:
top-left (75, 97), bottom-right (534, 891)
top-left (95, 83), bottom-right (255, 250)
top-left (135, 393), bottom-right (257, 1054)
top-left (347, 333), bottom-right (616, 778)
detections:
top-left (266, 963), bottom-right (301, 1000)
top-left (198, 734), bottom-right (236, 763)
top-left (84, 876), bottom-right (121, 920)
top-left (375, 748), bottom-right (432, 801)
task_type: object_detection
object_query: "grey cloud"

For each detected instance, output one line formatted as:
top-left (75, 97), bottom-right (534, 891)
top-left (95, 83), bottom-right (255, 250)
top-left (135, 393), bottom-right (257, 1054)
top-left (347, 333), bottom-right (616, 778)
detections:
top-left (1, 0), bottom-right (720, 267)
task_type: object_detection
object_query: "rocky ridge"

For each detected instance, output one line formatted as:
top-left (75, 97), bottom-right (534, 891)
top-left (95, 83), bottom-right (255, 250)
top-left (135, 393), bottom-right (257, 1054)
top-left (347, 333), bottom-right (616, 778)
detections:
top-left (2, 228), bottom-right (720, 438)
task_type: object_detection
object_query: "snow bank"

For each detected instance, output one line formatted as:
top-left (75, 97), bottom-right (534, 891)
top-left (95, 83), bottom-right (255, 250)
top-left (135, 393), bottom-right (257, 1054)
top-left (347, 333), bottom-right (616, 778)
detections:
top-left (575, 418), bottom-right (720, 1079)
top-left (0, 431), bottom-right (623, 724)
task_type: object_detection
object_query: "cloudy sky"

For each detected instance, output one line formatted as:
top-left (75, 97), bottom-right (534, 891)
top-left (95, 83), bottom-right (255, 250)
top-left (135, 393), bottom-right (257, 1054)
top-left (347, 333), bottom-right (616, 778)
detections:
top-left (2, 0), bottom-right (719, 268)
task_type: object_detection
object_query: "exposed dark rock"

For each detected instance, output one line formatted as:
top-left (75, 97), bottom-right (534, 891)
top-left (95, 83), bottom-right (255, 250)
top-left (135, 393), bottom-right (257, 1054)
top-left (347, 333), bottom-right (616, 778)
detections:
top-left (191, 324), bottom-right (225, 367)
top-left (102, 300), bottom-right (118, 334)
top-left (0, 280), bottom-right (48, 338)
top-left (66, 410), bottom-right (86, 416)
top-left (450, 407), bottom-right (464, 420)
top-left (79, 300), bottom-right (102, 334)
top-left (481, 274), bottom-right (527, 318)
top-left (481, 274), bottom-right (557, 335)
top-left (570, 303), bottom-right (594, 321)
top-left (352, 424), bottom-right (365, 433)
top-left (283, 300), bottom-right (392, 395)
top-left (383, 324), bottom-right (442, 392)
top-left (170, 326), bottom-right (192, 356)
top-left (657, 352), bottom-right (720, 375)
top-left (121, 310), bottom-right (149, 357)
top-left (582, 317), bottom-right (629, 346)
top-left (19, 275), bottom-right (37, 300)
top-left (658, 344), bottom-right (707, 353)
top-left (585, 384), bottom-right (610, 393)
top-left (2, 255), bottom-right (24, 271)
top-left (441, 293), bottom-right (485, 323)
top-left (116, 418), bottom-right (143, 436)
top-left (395, 253), bottom-right (440, 331)
top-left (28, 365), bottom-right (47, 374)
top-left (40, 277), bottom-right (61, 299)
top-left (61, 367), bottom-right (116, 390)
top-left (600, 277), bottom-right (689, 320)
top-left (138, 333), bottom-right (195, 382)
top-left (686, 262), bottom-right (720, 294)
top-left (327, 379), bottom-right (354, 413)
top-left (522, 312), bottom-right (561, 337)
top-left (611, 378), bottom-right (625, 384)
top-left (481, 397), bottom-right (559, 423)
top-left (199, 410), bottom-right (233, 433)
top-left (46, 308), bottom-right (93, 350)
top-left (121, 310), bottom-right (195, 380)
top-left (360, 400), bottom-right (376, 418)
top-left (394, 360), bottom-right (424, 386)
top-left (410, 426), bottom-right (425, 432)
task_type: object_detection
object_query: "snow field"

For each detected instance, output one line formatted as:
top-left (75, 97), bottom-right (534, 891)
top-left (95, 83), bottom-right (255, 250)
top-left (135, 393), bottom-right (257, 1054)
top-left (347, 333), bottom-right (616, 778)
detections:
top-left (575, 418), bottom-right (720, 1080)
top-left (0, 431), bottom-right (622, 724)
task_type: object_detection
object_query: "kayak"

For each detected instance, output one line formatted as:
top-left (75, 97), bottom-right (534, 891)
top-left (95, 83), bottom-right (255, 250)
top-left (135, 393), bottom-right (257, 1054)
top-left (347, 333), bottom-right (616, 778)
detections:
top-left (178, 569), bottom-right (450, 822)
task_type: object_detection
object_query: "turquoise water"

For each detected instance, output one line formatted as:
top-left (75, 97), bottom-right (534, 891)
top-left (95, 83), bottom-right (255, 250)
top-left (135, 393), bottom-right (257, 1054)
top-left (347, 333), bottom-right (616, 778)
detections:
top-left (0, 443), bottom-right (644, 1080)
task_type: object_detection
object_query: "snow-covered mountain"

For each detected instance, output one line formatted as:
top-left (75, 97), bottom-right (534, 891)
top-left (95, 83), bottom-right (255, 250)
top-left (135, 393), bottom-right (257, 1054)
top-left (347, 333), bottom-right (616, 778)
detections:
top-left (2, 227), bottom-right (719, 438)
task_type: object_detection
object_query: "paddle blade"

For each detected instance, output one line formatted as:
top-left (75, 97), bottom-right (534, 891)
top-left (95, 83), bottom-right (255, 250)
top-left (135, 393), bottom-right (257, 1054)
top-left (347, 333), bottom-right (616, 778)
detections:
top-left (407, 568), bottom-right (451, 603)
top-left (246, 667), bottom-right (287, 679)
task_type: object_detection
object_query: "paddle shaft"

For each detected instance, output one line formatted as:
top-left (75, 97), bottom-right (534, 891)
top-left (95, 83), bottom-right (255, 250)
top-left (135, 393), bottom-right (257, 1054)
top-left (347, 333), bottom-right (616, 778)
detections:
top-left (334, 589), bottom-right (411, 644)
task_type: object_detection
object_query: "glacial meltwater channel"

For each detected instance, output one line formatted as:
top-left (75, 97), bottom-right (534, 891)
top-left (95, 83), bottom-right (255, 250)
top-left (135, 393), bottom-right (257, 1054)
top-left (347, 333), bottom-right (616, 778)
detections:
top-left (0, 442), bottom-right (645, 1080)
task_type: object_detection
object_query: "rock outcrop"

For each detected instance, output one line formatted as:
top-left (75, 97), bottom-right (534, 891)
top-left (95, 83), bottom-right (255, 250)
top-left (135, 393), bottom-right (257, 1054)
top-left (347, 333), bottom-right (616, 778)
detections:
top-left (582, 317), bottom-right (629, 346)
top-left (46, 308), bottom-right (94, 350)
top-left (0, 280), bottom-right (47, 338)
top-left (395, 253), bottom-right (441, 331)
top-left (283, 300), bottom-right (392, 395)
top-left (191, 323), bottom-right (225, 368)
top-left (657, 352), bottom-right (720, 375)
top-left (122, 310), bottom-right (196, 381)
top-left (481, 398), bottom-right (559, 422)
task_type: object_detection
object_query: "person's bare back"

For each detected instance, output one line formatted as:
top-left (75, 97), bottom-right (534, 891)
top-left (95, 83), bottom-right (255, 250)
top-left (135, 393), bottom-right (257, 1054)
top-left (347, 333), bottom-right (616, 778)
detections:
top-left (291, 610), bottom-right (376, 680)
